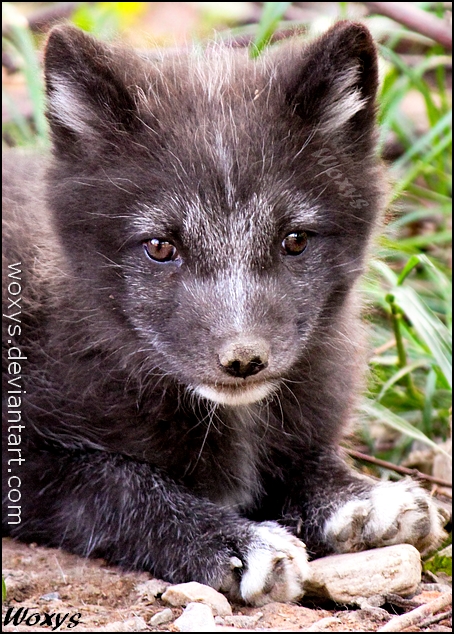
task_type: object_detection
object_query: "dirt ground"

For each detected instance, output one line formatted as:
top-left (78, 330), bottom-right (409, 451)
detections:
top-left (2, 537), bottom-right (452, 633)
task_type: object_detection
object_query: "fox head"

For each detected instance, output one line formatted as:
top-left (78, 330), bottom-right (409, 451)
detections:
top-left (44, 22), bottom-right (384, 406)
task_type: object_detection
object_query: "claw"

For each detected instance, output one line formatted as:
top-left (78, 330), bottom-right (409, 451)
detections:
top-left (230, 556), bottom-right (243, 570)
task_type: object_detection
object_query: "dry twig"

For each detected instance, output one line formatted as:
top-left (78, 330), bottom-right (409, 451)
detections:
top-left (377, 592), bottom-right (452, 632)
top-left (348, 449), bottom-right (453, 488)
top-left (2, 2), bottom-right (79, 36)
top-left (363, 2), bottom-right (452, 49)
top-left (418, 609), bottom-right (452, 629)
top-left (28, 2), bottom-right (80, 32)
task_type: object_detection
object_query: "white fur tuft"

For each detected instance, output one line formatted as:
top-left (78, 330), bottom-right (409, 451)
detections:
top-left (195, 381), bottom-right (276, 406)
top-left (48, 79), bottom-right (92, 135)
top-left (324, 479), bottom-right (446, 556)
top-left (322, 67), bottom-right (367, 133)
top-left (240, 522), bottom-right (310, 606)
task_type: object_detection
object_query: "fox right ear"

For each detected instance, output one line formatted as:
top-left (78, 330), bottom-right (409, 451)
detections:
top-left (282, 21), bottom-right (379, 143)
top-left (44, 25), bottom-right (141, 156)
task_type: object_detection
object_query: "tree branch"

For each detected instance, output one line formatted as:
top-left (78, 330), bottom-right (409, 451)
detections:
top-left (348, 449), bottom-right (453, 488)
top-left (2, 2), bottom-right (80, 37)
top-left (418, 609), bottom-right (452, 629)
top-left (362, 2), bottom-right (452, 49)
top-left (377, 592), bottom-right (452, 632)
top-left (26, 2), bottom-right (80, 33)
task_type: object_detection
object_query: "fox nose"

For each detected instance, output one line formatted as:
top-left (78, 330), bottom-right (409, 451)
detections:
top-left (219, 340), bottom-right (270, 379)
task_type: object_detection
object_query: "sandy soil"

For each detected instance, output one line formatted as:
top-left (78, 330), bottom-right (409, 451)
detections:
top-left (3, 538), bottom-right (452, 632)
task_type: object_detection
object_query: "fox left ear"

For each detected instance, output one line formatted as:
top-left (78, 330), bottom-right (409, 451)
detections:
top-left (44, 25), bottom-right (143, 158)
top-left (282, 21), bottom-right (379, 141)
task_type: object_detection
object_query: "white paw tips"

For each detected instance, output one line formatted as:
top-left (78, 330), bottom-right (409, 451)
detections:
top-left (240, 522), bottom-right (310, 606)
top-left (324, 479), bottom-right (447, 556)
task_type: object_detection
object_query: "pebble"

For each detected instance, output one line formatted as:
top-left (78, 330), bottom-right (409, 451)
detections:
top-left (302, 616), bottom-right (342, 632)
top-left (419, 582), bottom-right (453, 594)
top-left (162, 581), bottom-right (232, 616)
top-left (39, 591), bottom-right (61, 601)
top-left (222, 614), bottom-right (264, 628)
top-left (3, 569), bottom-right (32, 593)
top-left (136, 578), bottom-right (170, 602)
top-left (306, 544), bottom-right (422, 605)
top-left (149, 608), bottom-right (174, 626)
top-left (174, 602), bottom-right (217, 632)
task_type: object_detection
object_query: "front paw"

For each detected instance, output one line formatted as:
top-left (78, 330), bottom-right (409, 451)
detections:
top-left (222, 522), bottom-right (310, 606)
top-left (324, 479), bottom-right (447, 556)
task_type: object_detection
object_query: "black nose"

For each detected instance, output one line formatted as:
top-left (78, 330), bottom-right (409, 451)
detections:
top-left (219, 341), bottom-right (269, 379)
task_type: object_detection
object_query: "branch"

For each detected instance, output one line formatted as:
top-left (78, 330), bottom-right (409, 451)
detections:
top-left (362, 2), bottom-right (452, 50)
top-left (2, 2), bottom-right (80, 37)
top-left (25, 2), bottom-right (79, 33)
top-left (418, 609), bottom-right (452, 629)
top-left (348, 449), bottom-right (453, 488)
top-left (377, 592), bottom-right (452, 632)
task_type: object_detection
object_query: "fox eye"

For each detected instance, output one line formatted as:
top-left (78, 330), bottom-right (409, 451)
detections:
top-left (143, 239), bottom-right (180, 263)
top-left (281, 231), bottom-right (309, 256)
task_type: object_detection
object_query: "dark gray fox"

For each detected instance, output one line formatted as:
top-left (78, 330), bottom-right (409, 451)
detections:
top-left (2, 21), bottom-right (445, 606)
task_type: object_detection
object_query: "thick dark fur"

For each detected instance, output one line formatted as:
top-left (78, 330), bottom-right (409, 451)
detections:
top-left (2, 22), bottom-right (444, 602)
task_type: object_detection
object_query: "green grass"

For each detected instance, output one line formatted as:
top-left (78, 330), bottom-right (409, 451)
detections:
top-left (252, 2), bottom-right (452, 463)
top-left (249, 2), bottom-right (292, 57)
top-left (249, 2), bottom-right (451, 463)
top-left (2, 1), bottom-right (452, 465)
top-left (362, 5), bottom-right (452, 460)
top-left (2, 3), bottom-right (48, 146)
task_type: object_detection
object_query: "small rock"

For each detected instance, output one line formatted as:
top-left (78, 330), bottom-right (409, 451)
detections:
top-left (356, 605), bottom-right (391, 622)
top-left (98, 616), bottom-right (148, 631)
top-left (149, 608), bottom-right (174, 626)
top-left (419, 582), bottom-right (453, 594)
top-left (162, 581), bottom-right (232, 616)
top-left (3, 569), bottom-right (32, 593)
top-left (136, 578), bottom-right (170, 602)
top-left (40, 591), bottom-right (60, 601)
top-left (223, 613), bottom-right (264, 628)
top-left (174, 602), bottom-right (216, 632)
top-left (306, 544), bottom-right (421, 605)
top-left (302, 616), bottom-right (342, 632)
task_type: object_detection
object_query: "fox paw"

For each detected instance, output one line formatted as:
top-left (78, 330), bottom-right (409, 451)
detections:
top-left (324, 479), bottom-right (447, 556)
top-left (222, 522), bottom-right (310, 606)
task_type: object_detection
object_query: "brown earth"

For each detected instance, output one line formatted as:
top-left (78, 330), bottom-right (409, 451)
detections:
top-left (3, 538), bottom-right (452, 632)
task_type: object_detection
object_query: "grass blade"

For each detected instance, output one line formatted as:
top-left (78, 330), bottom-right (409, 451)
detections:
top-left (250, 2), bottom-right (292, 57)
top-left (392, 285), bottom-right (452, 388)
top-left (360, 399), bottom-right (450, 455)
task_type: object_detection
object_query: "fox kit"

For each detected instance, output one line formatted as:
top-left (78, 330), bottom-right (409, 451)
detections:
top-left (2, 22), bottom-right (445, 605)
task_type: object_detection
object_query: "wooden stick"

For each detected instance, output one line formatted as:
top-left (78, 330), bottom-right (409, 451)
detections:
top-left (418, 608), bottom-right (452, 629)
top-left (373, 338), bottom-right (396, 356)
top-left (28, 2), bottom-right (80, 32)
top-left (363, 2), bottom-right (452, 50)
top-left (347, 449), bottom-right (452, 488)
top-left (2, 2), bottom-right (79, 37)
top-left (377, 592), bottom-right (452, 632)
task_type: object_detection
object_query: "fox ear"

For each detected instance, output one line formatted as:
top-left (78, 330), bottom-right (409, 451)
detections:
top-left (44, 25), bottom-right (141, 156)
top-left (283, 21), bottom-right (379, 141)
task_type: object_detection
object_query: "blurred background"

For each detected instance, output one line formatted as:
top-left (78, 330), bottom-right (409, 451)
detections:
top-left (2, 2), bottom-right (452, 536)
